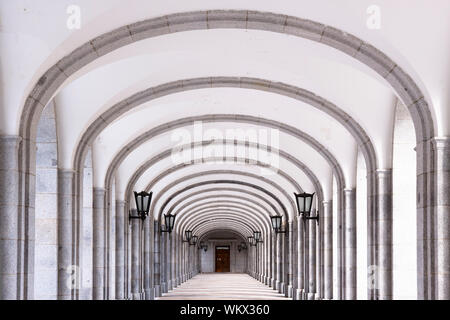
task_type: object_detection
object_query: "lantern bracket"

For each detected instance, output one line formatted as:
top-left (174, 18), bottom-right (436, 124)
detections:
top-left (160, 225), bottom-right (172, 233)
top-left (129, 209), bottom-right (146, 221)
top-left (301, 210), bottom-right (320, 224)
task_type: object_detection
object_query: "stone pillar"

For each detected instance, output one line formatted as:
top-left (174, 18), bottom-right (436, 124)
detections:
top-left (130, 214), bottom-right (140, 300)
top-left (344, 189), bottom-right (357, 299)
top-left (172, 233), bottom-right (176, 287)
top-left (166, 232), bottom-right (172, 291)
top-left (308, 219), bottom-right (316, 300)
top-left (174, 233), bottom-right (179, 286)
top-left (253, 245), bottom-right (256, 277)
top-left (271, 233), bottom-right (275, 288)
top-left (288, 221), bottom-right (293, 298)
top-left (0, 136), bottom-right (21, 300)
top-left (176, 234), bottom-right (181, 284)
top-left (296, 217), bottom-right (305, 299)
top-left (323, 200), bottom-right (333, 299)
top-left (265, 239), bottom-right (268, 282)
top-left (376, 170), bottom-right (393, 300)
top-left (367, 171), bottom-right (377, 300)
top-left (304, 218), bottom-right (310, 297)
top-left (337, 189), bottom-right (344, 300)
top-left (114, 200), bottom-right (125, 300)
top-left (57, 169), bottom-right (75, 300)
top-left (432, 138), bottom-right (450, 300)
top-left (188, 243), bottom-right (192, 277)
top-left (153, 221), bottom-right (160, 297)
top-left (143, 216), bottom-right (153, 300)
top-left (276, 232), bottom-right (282, 292)
top-left (283, 231), bottom-right (288, 294)
top-left (160, 232), bottom-right (166, 293)
top-left (255, 244), bottom-right (258, 277)
top-left (317, 208), bottom-right (323, 300)
top-left (92, 188), bottom-right (105, 300)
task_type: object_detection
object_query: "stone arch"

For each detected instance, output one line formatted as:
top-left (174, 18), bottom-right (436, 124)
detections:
top-left (199, 229), bottom-right (248, 244)
top-left (146, 160), bottom-right (301, 218)
top-left (164, 188), bottom-right (282, 219)
top-left (10, 9), bottom-right (439, 300)
top-left (149, 173), bottom-right (295, 220)
top-left (103, 114), bottom-right (342, 202)
top-left (124, 139), bottom-right (324, 210)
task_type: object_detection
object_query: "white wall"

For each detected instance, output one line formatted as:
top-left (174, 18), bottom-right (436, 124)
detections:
top-left (392, 100), bottom-right (417, 299)
top-left (200, 238), bottom-right (247, 273)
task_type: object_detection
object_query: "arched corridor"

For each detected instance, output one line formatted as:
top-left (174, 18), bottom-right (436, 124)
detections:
top-left (0, 1), bottom-right (449, 302)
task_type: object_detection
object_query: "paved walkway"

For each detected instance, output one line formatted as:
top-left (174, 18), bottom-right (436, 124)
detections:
top-left (157, 273), bottom-right (290, 300)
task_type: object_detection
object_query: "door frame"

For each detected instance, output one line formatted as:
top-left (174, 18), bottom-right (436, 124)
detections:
top-left (215, 245), bottom-right (231, 272)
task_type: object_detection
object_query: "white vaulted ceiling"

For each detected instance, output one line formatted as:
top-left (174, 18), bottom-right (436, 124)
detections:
top-left (1, 0), bottom-right (448, 230)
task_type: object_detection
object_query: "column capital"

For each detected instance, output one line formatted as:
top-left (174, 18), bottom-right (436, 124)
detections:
top-left (431, 136), bottom-right (450, 150)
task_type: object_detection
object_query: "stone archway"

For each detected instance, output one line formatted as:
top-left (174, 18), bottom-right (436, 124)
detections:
top-left (2, 10), bottom-right (442, 300)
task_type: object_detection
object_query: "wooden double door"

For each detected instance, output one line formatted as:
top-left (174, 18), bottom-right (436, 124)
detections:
top-left (215, 246), bottom-right (230, 272)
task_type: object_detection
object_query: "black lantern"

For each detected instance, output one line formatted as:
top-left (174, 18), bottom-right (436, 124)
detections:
top-left (248, 236), bottom-right (256, 247)
top-left (295, 192), bottom-right (314, 216)
top-left (270, 216), bottom-right (286, 233)
top-left (161, 213), bottom-right (176, 233)
top-left (131, 191), bottom-right (152, 220)
top-left (253, 231), bottom-right (263, 244)
top-left (295, 192), bottom-right (319, 222)
top-left (238, 242), bottom-right (247, 252)
top-left (198, 241), bottom-right (208, 252)
top-left (183, 230), bottom-right (193, 242)
top-left (190, 235), bottom-right (198, 246)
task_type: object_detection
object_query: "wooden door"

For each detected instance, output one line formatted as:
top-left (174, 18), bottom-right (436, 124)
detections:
top-left (215, 246), bottom-right (230, 272)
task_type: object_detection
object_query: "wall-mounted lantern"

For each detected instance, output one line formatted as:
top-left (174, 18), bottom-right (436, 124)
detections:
top-left (248, 236), bottom-right (257, 247)
top-left (237, 242), bottom-right (248, 252)
top-left (129, 191), bottom-right (153, 221)
top-left (160, 213), bottom-right (176, 233)
top-left (190, 235), bottom-right (198, 246)
top-left (183, 230), bottom-right (193, 243)
top-left (198, 241), bottom-right (208, 252)
top-left (295, 192), bottom-right (319, 223)
top-left (253, 231), bottom-right (263, 244)
top-left (270, 216), bottom-right (286, 233)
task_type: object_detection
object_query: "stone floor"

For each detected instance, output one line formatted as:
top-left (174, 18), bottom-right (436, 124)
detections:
top-left (157, 273), bottom-right (290, 300)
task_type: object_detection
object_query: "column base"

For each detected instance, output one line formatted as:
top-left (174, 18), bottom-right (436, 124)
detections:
top-left (154, 285), bottom-right (161, 297)
top-left (295, 289), bottom-right (303, 300)
top-left (144, 289), bottom-right (154, 300)
top-left (271, 278), bottom-right (276, 288)
top-left (168, 280), bottom-right (173, 291)
top-left (280, 282), bottom-right (286, 295)
top-left (276, 281), bottom-right (281, 292)
top-left (132, 293), bottom-right (141, 300)
top-left (307, 292), bottom-right (316, 300)
top-left (287, 285), bottom-right (293, 298)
